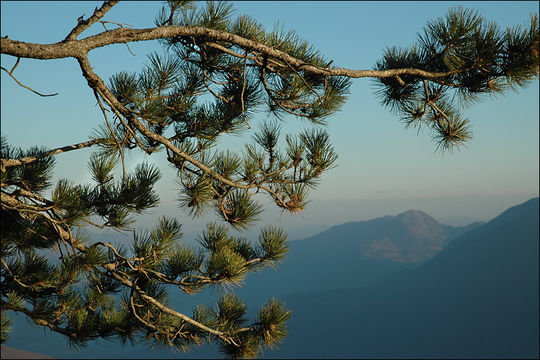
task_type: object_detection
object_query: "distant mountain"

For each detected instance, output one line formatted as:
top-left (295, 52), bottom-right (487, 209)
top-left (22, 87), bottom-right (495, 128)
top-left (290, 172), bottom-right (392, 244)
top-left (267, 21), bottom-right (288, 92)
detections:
top-left (2, 208), bottom-right (485, 358)
top-left (295, 209), bottom-right (484, 263)
top-left (270, 197), bottom-right (539, 358)
top-left (232, 209), bottom-right (484, 302)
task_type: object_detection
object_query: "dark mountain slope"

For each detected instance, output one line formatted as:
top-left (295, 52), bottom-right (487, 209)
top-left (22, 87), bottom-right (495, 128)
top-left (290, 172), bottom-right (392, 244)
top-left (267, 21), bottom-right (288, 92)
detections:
top-left (272, 198), bottom-right (539, 358)
top-left (441, 221), bottom-right (486, 247)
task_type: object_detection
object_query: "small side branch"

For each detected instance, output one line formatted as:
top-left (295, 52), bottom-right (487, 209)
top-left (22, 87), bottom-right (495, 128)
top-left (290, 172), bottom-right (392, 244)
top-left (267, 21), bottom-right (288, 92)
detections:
top-left (1, 139), bottom-right (103, 171)
top-left (1, 65), bottom-right (58, 97)
top-left (98, 21), bottom-right (136, 56)
top-left (64, 0), bottom-right (120, 42)
top-left (241, 50), bottom-right (251, 129)
top-left (98, 20), bottom-right (133, 29)
top-left (93, 89), bottom-right (127, 178)
top-left (9, 57), bottom-right (20, 74)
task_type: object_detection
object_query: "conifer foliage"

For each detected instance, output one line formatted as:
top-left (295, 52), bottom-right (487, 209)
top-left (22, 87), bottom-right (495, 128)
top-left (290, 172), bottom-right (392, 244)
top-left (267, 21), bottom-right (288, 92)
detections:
top-left (1, 1), bottom-right (538, 358)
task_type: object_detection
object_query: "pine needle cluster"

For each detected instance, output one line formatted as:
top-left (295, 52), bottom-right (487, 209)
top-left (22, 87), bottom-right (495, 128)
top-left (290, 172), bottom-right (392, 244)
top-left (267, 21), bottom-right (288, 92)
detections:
top-left (374, 7), bottom-right (539, 153)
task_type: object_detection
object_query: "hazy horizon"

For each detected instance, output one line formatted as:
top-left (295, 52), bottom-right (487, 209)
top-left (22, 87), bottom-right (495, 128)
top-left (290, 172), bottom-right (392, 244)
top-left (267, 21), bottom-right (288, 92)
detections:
top-left (87, 194), bottom-right (538, 247)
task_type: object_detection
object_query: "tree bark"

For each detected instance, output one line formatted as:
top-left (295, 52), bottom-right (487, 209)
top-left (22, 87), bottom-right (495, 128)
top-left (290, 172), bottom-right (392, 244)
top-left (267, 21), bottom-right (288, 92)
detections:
top-left (1, 26), bottom-right (455, 79)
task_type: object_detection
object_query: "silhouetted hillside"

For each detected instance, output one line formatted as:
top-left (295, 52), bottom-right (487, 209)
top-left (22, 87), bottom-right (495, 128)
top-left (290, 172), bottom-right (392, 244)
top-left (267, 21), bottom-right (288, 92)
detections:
top-left (441, 221), bottom-right (486, 247)
top-left (271, 198), bottom-right (539, 358)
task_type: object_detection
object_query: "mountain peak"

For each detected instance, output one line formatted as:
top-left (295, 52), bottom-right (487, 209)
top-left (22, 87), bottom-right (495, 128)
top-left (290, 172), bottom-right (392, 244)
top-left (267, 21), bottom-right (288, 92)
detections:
top-left (395, 209), bottom-right (437, 224)
top-left (305, 209), bottom-right (472, 263)
top-left (397, 209), bottom-right (431, 217)
top-left (361, 210), bottom-right (446, 262)
top-left (296, 207), bottom-right (486, 264)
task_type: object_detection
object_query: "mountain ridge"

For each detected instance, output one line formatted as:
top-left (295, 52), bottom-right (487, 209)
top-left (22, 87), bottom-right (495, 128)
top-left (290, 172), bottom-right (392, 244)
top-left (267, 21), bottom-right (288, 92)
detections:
top-left (270, 197), bottom-right (539, 358)
top-left (293, 208), bottom-right (483, 263)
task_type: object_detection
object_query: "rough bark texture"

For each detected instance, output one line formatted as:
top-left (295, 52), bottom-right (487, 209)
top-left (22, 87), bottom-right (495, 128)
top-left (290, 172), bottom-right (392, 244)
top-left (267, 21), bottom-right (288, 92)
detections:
top-left (1, 26), bottom-right (454, 79)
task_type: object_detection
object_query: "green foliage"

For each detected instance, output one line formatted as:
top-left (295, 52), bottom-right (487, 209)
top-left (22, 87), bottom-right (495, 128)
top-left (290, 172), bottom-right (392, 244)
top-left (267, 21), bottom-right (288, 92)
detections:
top-left (1, 137), bottom-right (55, 194)
top-left (259, 226), bottom-right (289, 262)
top-left (255, 298), bottom-right (291, 348)
top-left (179, 174), bottom-right (214, 217)
top-left (216, 190), bottom-right (263, 230)
top-left (102, 0), bottom-right (356, 229)
top-left (164, 244), bottom-right (204, 278)
top-left (1, 310), bottom-right (12, 344)
top-left (300, 128), bottom-right (338, 174)
top-left (217, 297), bottom-right (291, 358)
top-left (375, 7), bottom-right (539, 153)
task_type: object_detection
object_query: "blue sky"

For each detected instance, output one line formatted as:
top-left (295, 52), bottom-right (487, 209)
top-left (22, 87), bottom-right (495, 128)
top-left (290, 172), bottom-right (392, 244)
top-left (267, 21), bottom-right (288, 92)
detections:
top-left (1, 1), bottom-right (538, 240)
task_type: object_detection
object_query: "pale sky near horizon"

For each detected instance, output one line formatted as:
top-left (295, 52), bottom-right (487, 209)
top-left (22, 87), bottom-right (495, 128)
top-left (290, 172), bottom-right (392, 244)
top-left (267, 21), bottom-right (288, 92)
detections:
top-left (1, 1), bottom-right (538, 240)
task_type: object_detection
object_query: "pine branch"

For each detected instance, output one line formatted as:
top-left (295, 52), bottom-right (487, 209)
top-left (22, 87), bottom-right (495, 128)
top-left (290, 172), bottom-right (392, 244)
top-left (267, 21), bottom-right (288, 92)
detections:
top-left (2, 25), bottom-right (457, 80)
top-left (1, 139), bottom-right (104, 172)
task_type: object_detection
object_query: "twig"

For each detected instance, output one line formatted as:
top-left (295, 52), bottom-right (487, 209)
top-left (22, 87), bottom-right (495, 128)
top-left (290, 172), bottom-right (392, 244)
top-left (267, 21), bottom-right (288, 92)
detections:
top-left (423, 80), bottom-right (451, 126)
top-left (1, 66), bottom-right (58, 97)
top-left (92, 86), bottom-right (155, 155)
top-left (241, 50), bottom-right (252, 128)
top-left (99, 20), bottom-right (137, 57)
top-left (124, 42), bottom-right (136, 56)
top-left (105, 267), bottom-right (238, 345)
top-left (202, 69), bottom-right (233, 103)
top-left (64, 0), bottom-right (120, 41)
top-left (98, 20), bottom-right (133, 28)
top-left (1, 139), bottom-right (102, 171)
top-left (94, 89), bottom-right (127, 179)
top-left (284, 58), bottom-right (323, 104)
top-left (9, 57), bottom-right (20, 74)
